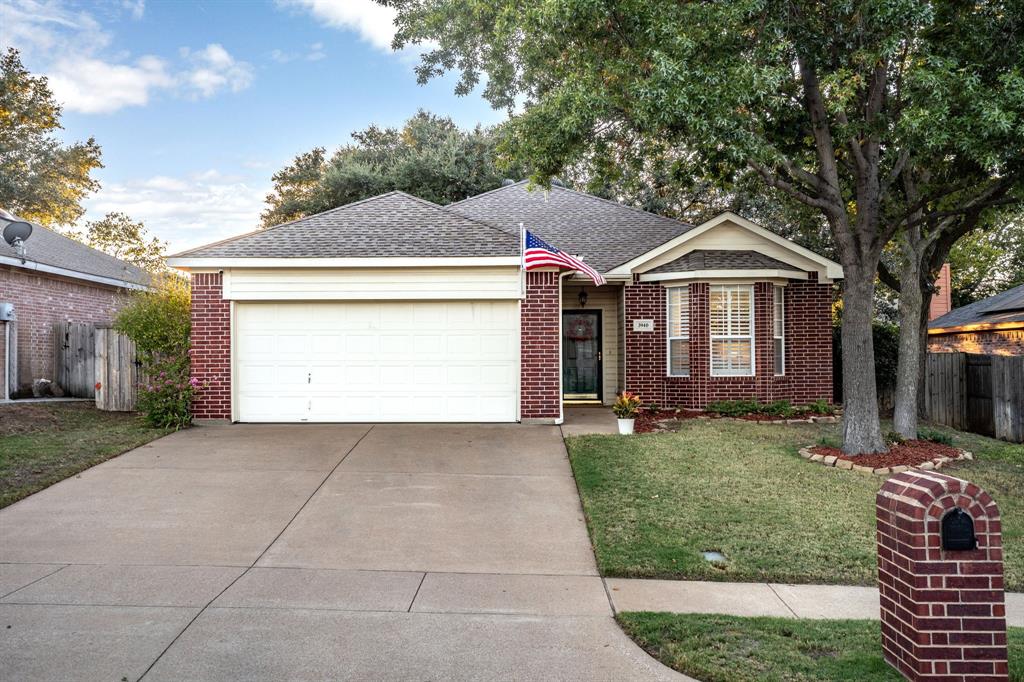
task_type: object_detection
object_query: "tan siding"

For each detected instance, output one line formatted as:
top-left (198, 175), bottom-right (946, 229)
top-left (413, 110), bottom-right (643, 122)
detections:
top-left (223, 267), bottom-right (521, 301)
top-left (562, 284), bottom-right (623, 404)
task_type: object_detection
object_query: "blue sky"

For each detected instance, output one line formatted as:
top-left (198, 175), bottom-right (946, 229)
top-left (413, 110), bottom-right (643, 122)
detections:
top-left (0, 0), bottom-right (508, 252)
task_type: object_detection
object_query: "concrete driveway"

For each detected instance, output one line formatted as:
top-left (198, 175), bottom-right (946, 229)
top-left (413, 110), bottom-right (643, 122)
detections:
top-left (0, 423), bottom-right (681, 681)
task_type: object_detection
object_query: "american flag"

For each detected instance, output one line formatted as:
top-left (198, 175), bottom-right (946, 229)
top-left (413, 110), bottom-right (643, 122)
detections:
top-left (523, 230), bottom-right (607, 286)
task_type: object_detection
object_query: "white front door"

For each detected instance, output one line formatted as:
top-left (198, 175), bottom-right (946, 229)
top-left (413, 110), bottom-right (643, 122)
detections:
top-left (234, 301), bottom-right (519, 422)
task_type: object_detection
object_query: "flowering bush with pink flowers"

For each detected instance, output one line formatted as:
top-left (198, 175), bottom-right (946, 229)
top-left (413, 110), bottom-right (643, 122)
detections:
top-left (116, 274), bottom-right (198, 428)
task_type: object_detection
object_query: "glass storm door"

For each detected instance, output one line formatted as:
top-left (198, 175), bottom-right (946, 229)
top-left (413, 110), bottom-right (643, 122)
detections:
top-left (562, 311), bottom-right (602, 400)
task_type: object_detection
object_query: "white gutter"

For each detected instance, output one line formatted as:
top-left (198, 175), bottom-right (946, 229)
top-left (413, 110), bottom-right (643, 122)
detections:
top-left (167, 256), bottom-right (522, 270)
top-left (0, 255), bottom-right (149, 291)
top-left (639, 269), bottom-right (811, 282)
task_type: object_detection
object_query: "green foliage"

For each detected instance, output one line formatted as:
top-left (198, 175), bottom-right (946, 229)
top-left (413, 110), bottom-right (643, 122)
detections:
top-left (0, 48), bottom-right (102, 226)
top-left (807, 399), bottom-right (836, 416)
top-left (917, 428), bottom-right (954, 446)
top-left (948, 213), bottom-right (1024, 307)
top-left (706, 398), bottom-right (832, 418)
top-left (68, 212), bottom-right (167, 273)
top-left (114, 276), bottom-right (194, 428)
top-left (885, 430), bottom-right (906, 446)
top-left (261, 110), bottom-right (525, 226)
top-left (706, 399), bottom-right (763, 417)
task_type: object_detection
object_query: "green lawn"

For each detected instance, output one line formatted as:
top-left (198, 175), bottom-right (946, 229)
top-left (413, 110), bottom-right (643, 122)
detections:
top-left (617, 613), bottom-right (1024, 682)
top-left (0, 402), bottom-right (171, 508)
top-left (566, 419), bottom-right (1024, 589)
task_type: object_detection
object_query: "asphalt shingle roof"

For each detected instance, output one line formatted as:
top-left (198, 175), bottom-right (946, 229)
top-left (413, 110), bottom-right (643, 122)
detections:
top-left (172, 192), bottom-right (519, 259)
top-left (447, 181), bottom-right (693, 272)
top-left (646, 249), bottom-right (801, 274)
top-left (0, 222), bottom-right (149, 287)
top-left (929, 283), bottom-right (1024, 330)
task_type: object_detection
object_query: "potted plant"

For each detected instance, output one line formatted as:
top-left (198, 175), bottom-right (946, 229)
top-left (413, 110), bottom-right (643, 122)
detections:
top-left (612, 391), bottom-right (642, 435)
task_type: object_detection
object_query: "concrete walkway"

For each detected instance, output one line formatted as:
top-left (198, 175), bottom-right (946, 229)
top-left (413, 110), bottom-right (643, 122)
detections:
top-left (0, 423), bottom-right (684, 681)
top-left (606, 578), bottom-right (1024, 627)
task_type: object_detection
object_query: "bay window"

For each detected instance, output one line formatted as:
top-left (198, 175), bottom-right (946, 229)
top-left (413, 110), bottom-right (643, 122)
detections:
top-left (667, 285), bottom-right (690, 376)
top-left (709, 284), bottom-right (754, 376)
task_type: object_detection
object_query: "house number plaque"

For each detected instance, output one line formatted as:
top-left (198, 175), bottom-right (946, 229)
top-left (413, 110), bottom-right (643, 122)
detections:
top-left (633, 319), bottom-right (655, 332)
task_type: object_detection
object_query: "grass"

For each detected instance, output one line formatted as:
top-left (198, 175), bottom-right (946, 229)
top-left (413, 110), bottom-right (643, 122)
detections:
top-left (566, 418), bottom-right (1024, 589)
top-left (617, 613), bottom-right (1024, 682)
top-left (0, 402), bottom-right (171, 508)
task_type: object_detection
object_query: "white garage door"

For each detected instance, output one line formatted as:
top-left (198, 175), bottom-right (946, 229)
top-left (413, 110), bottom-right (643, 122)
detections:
top-left (234, 301), bottom-right (519, 422)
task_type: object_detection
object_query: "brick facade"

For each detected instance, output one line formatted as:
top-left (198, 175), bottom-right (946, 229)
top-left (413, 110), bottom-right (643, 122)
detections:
top-left (520, 270), bottom-right (562, 421)
top-left (0, 265), bottom-right (128, 390)
top-left (928, 329), bottom-right (1024, 356)
top-left (190, 272), bottom-right (231, 421)
top-left (623, 275), bottom-right (833, 407)
top-left (877, 471), bottom-right (1007, 680)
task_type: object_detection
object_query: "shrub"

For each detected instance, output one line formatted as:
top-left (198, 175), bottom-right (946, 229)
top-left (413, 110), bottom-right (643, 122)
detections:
top-left (115, 274), bottom-right (196, 428)
top-left (806, 399), bottom-right (835, 416)
top-left (763, 400), bottom-right (797, 418)
top-left (707, 399), bottom-right (762, 417)
top-left (612, 391), bottom-right (643, 419)
top-left (885, 430), bottom-right (905, 446)
top-left (918, 428), bottom-right (954, 446)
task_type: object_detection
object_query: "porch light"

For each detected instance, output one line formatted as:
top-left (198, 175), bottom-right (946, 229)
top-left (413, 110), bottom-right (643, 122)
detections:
top-left (578, 290), bottom-right (588, 308)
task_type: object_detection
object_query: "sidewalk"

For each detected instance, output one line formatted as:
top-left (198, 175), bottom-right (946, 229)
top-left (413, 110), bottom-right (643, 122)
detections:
top-left (607, 578), bottom-right (1024, 627)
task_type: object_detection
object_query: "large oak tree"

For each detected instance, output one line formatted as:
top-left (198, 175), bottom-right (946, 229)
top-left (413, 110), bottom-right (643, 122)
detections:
top-left (383, 0), bottom-right (1024, 453)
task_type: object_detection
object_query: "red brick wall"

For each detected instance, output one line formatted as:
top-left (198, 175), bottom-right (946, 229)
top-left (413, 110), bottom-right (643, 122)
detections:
top-left (624, 276), bottom-right (833, 408)
top-left (877, 471), bottom-right (1007, 680)
top-left (190, 272), bottom-right (231, 421)
top-left (928, 329), bottom-right (1024, 355)
top-left (521, 271), bottom-right (561, 420)
top-left (0, 265), bottom-right (128, 388)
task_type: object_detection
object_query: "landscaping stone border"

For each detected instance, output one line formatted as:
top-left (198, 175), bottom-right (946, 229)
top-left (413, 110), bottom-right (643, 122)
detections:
top-left (797, 446), bottom-right (972, 475)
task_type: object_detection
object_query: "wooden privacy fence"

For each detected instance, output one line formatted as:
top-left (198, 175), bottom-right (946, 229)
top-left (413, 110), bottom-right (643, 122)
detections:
top-left (94, 326), bottom-right (141, 411)
top-left (925, 352), bottom-right (1024, 443)
top-left (53, 322), bottom-right (96, 398)
top-left (52, 322), bottom-right (141, 411)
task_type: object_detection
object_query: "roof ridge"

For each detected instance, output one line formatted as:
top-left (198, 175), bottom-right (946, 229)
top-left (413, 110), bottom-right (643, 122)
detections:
top-left (170, 191), bottom-right (422, 258)
top-left (447, 179), bottom-right (529, 207)
top-left (17, 223), bottom-right (147, 279)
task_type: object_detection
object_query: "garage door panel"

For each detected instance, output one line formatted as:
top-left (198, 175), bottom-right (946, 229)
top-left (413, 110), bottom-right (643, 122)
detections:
top-left (236, 301), bottom-right (518, 422)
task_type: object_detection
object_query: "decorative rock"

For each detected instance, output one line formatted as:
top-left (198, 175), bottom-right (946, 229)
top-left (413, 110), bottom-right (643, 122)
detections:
top-left (810, 454), bottom-right (825, 462)
top-left (813, 416), bottom-right (838, 424)
top-left (890, 465), bottom-right (909, 474)
top-left (917, 461), bottom-right (935, 470)
top-left (823, 455), bottom-right (837, 466)
top-left (853, 465), bottom-right (874, 473)
top-left (962, 451), bottom-right (973, 460)
top-left (836, 459), bottom-right (854, 470)
top-left (799, 448), bottom-right (813, 459)
top-left (873, 467), bottom-right (891, 475)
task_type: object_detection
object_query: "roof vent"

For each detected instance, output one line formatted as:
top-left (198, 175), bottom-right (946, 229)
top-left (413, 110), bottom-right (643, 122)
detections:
top-left (501, 178), bottom-right (517, 186)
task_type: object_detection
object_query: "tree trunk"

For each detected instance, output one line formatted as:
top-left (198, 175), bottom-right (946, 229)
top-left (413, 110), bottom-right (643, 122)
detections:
top-left (840, 268), bottom-right (887, 454)
top-left (893, 261), bottom-right (924, 439)
top-left (917, 290), bottom-right (931, 420)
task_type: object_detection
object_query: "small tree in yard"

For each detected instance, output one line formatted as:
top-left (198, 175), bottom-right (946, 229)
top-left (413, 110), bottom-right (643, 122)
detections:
top-left (115, 275), bottom-right (197, 428)
top-left (383, 0), bottom-right (1024, 454)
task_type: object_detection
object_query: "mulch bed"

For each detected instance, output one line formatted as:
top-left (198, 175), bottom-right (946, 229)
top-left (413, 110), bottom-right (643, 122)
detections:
top-left (810, 440), bottom-right (963, 469)
top-left (635, 408), bottom-right (702, 434)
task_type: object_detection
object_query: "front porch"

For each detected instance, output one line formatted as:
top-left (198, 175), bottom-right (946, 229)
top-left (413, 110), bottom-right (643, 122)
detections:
top-left (561, 282), bottom-right (624, 407)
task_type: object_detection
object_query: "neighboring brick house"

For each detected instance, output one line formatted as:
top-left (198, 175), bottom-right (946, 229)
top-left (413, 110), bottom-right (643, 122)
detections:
top-left (168, 183), bottom-right (842, 424)
top-left (0, 223), bottom-right (149, 399)
top-left (928, 284), bottom-right (1024, 355)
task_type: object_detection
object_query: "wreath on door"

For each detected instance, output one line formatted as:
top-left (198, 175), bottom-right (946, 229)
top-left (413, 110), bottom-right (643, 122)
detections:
top-left (567, 317), bottom-right (595, 340)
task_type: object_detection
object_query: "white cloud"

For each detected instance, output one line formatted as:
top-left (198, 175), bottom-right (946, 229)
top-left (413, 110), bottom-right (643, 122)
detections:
top-left (180, 43), bottom-right (254, 98)
top-left (277, 0), bottom-right (398, 50)
top-left (122, 0), bottom-right (144, 20)
top-left (1, 1), bottom-right (253, 114)
top-left (83, 171), bottom-right (269, 253)
top-left (271, 42), bottom-right (327, 63)
top-left (48, 55), bottom-right (173, 114)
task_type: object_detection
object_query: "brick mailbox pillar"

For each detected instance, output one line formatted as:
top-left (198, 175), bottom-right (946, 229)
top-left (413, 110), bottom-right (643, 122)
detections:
top-left (876, 471), bottom-right (1008, 681)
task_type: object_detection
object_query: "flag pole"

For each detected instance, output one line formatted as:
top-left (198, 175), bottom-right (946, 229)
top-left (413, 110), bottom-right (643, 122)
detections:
top-left (519, 221), bottom-right (526, 299)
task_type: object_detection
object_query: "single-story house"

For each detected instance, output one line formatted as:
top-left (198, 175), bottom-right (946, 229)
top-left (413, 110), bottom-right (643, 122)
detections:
top-left (928, 283), bottom-right (1024, 355)
top-left (168, 182), bottom-right (842, 424)
top-left (1, 221), bottom-right (150, 399)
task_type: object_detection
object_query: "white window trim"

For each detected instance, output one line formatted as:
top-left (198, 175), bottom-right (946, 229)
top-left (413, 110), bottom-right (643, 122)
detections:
top-left (709, 284), bottom-right (755, 377)
top-left (773, 285), bottom-right (785, 376)
top-left (666, 284), bottom-right (690, 377)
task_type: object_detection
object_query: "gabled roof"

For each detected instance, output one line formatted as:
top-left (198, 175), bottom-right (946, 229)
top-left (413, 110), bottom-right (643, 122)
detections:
top-left (929, 283), bottom-right (1024, 332)
top-left (447, 181), bottom-right (693, 272)
top-left (171, 192), bottom-right (519, 260)
top-left (0, 222), bottom-right (149, 288)
top-left (646, 249), bottom-right (800, 274)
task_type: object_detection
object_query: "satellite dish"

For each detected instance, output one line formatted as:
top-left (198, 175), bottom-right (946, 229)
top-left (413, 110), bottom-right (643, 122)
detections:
top-left (3, 220), bottom-right (32, 247)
